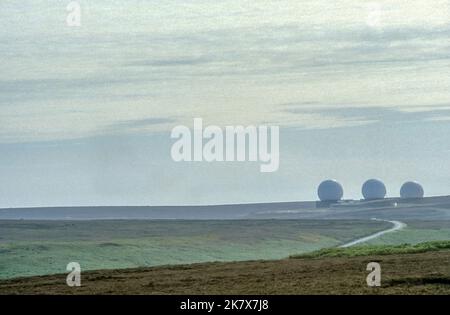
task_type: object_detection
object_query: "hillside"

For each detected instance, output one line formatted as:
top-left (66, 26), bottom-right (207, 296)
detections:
top-left (1, 241), bottom-right (449, 295)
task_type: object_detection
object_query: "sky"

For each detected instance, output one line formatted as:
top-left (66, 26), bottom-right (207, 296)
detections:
top-left (1, 0), bottom-right (450, 208)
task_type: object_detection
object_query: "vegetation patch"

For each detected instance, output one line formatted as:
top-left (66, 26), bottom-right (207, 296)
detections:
top-left (290, 240), bottom-right (450, 259)
top-left (386, 276), bottom-right (450, 287)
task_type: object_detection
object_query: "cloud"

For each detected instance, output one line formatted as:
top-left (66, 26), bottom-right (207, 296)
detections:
top-left (104, 117), bottom-right (176, 131)
top-left (126, 56), bottom-right (213, 68)
top-left (1, 1), bottom-right (450, 143)
top-left (281, 104), bottom-right (450, 129)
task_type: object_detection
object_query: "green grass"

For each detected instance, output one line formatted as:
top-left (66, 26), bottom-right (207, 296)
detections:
top-left (2, 219), bottom-right (448, 280)
top-left (0, 219), bottom-right (388, 279)
top-left (290, 240), bottom-right (450, 259)
top-left (364, 221), bottom-right (450, 246)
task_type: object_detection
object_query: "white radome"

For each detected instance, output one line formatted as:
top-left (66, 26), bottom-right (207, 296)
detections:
top-left (362, 179), bottom-right (386, 200)
top-left (400, 181), bottom-right (424, 199)
top-left (317, 180), bottom-right (344, 202)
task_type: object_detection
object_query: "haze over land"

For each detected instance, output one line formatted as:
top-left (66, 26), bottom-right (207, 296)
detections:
top-left (1, 1), bottom-right (450, 207)
top-left (1, 195), bottom-right (450, 220)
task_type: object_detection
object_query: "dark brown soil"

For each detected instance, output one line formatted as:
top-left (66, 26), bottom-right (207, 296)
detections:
top-left (1, 250), bottom-right (449, 295)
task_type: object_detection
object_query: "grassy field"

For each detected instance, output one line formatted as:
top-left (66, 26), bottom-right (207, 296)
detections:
top-left (0, 219), bottom-right (390, 280)
top-left (1, 241), bottom-right (449, 295)
top-left (291, 240), bottom-right (450, 258)
top-left (364, 220), bottom-right (450, 246)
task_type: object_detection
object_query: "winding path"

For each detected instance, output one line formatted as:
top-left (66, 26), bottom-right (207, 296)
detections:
top-left (339, 218), bottom-right (407, 248)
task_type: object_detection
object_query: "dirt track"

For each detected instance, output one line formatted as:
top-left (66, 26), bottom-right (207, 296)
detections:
top-left (340, 219), bottom-right (406, 248)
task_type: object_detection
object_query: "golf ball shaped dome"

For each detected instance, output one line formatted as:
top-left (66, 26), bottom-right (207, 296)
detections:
top-left (317, 180), bottom-right (344, 202)
top-left (362, 179), bottom-right (386, 200)
top-left (400, 181), bottom-right (424, 199)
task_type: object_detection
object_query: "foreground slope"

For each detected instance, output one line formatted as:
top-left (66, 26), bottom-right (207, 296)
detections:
top-left (0, 219), bottom-right (390, 280)
top-left (1, 241), bottom-right (449, 295)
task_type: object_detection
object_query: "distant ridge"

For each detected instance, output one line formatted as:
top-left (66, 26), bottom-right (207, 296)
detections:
top-left (0, 201), bottom-right (316, 220)
top-left (1, 195), bottom-right (450, 220)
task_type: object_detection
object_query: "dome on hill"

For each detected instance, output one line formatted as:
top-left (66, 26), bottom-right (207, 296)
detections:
top-left (362, 179), bottom-right (386, 200)
top-left (400, 181), bottom-right (424, 199)
top-left (317, 180), bottom-right (344, 202)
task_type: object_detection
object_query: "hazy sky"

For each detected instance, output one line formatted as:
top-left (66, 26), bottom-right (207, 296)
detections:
top-left (1, 1), bottom-right (450, 207)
